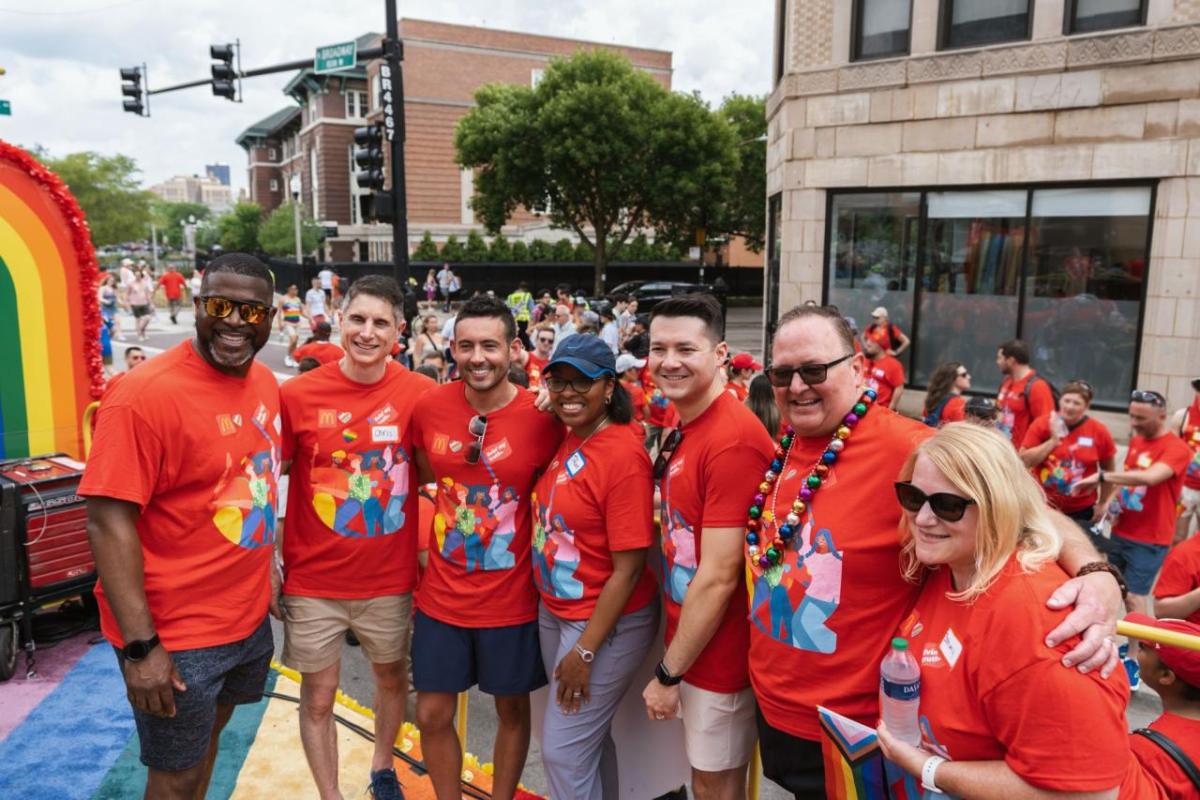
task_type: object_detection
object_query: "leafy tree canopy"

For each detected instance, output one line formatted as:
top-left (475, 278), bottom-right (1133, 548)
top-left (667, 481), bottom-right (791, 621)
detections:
top-left (257, 202), bottom-right (321, 257)
top-left (41, 151), bottom-right (153, 247)
top-left (216, 202), bottom-right (263, 254)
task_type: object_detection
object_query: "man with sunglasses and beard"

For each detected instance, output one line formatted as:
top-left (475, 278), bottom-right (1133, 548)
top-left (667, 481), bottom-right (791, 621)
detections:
top-left (748, 304), bottom-right (1126, 798)
top-left (410, 295), bottom-right (563, 800)
top-left (83, 254), bottom-right (281, 800)
top-left (640, 294), bottom-right (776, 800)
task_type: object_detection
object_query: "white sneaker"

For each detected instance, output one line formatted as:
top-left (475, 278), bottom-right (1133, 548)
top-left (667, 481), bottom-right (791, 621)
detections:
top-left (285, 356), bottom-right (298, 368)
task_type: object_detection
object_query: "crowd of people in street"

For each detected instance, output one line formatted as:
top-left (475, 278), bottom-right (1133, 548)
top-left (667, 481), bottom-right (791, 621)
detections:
top-left (82, 253), bottom-right (1200, 800)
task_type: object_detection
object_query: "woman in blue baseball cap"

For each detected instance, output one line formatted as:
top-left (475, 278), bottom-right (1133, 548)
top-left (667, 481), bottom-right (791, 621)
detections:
top-left (531, 333), bottom-right (659, 799)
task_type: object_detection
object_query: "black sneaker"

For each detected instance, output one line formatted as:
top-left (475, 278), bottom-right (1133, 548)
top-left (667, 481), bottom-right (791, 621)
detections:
top-left (369, 767), bottom-right (404, 800)
top-left (346, 630), bottom-right (360, 647)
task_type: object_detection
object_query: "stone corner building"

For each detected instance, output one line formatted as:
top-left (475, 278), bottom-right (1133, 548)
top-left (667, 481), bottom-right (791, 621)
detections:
top-left (766, 0), bottom-right (1200, 416)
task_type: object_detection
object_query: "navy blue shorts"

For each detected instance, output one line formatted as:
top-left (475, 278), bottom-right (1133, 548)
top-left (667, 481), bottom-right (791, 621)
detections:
top-left (411, 610), bottom-right (546, 696)
top-left (1107, 533), bottom-right (1169, 596)
top-left (113, 616), bottom-right (273, 771)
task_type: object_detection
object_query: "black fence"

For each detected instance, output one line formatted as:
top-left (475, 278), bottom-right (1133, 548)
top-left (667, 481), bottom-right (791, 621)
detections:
top-left (260, 259), bottom-right (764, 299)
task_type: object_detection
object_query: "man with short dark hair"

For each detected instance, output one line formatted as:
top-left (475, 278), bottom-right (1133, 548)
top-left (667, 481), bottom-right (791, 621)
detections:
top-left (157, 266), bottom-right (187, 325)
top-left (996, 338), bottom-right (1055, 445)
top-left (641, 293), bottom-right (776, 800)
top-left (410, 294), bottom-right (563, 800)
top-left (861, 336), bottom-right (905, 410)
top-left (83, 253), bottom-right (280, 799)
top-left (293, 321), bottom-right (344, 367)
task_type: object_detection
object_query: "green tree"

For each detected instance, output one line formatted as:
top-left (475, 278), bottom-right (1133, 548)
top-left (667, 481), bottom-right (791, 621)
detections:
top-left (257, 202), bottom-right (322, 258)
top-left (440, 234), bottom-right (465, 262)
top-left (528, 239), bottom-right (552, 262)
top-left (413, 231), bottom-right (440, 261)
top-left (573, 240), bottom-right (592, 262)
top-left (488, 233), bottom-right (512, 262)
top-left (151, 200), bottom-right (212, 250)
top-left (42, 151), bottom-right (153, 247)
top-left (551, 238), bottom-right (575, 261)
top-left (463, 230), bottom-right (490, 262)
top-left (713, 93), bottom-right (768, 253)
top-left (216, 202), bottom-right (264, 253)
top-left (510, 240), bottom-right (529, 262)
top-left (456, 49), bottom-right (737, 295)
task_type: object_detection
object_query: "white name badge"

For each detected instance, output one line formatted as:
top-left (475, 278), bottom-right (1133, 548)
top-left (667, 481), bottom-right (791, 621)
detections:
top-left (939, 628), bottom-right (963, 669)
top-left (566, 451), bottom-right (586, 477)
top-left (371, 425), bottom-right (399, 443)
top-left (1077, 436), bottom-right (1094, 447)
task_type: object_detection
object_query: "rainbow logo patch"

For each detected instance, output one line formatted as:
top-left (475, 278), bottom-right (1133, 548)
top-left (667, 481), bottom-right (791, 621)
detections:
top-left (342, 428), bottom-right (358, 443)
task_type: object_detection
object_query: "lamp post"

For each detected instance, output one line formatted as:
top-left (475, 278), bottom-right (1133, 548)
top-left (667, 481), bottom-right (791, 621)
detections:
top-left (290, 174), bottom-right (303, 265)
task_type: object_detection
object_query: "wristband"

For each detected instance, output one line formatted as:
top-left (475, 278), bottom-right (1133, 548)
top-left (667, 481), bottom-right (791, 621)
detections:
top-left (1097, 469), bottom-right (1105, 484)
top-left (921, 755), bottom-right (946, 794)
top-left (1077, 560), bottom-right (1128, 596)
top-left (655, 660), bottom-right (683, 686)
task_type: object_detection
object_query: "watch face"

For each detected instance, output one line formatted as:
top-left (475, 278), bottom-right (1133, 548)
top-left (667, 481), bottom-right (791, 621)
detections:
top-left (126, 641), bottom-right (149, 660)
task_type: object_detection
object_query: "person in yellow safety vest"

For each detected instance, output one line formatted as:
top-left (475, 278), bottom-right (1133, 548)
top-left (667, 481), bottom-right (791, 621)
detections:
top-left (507, 281), bottom-right (535, 347)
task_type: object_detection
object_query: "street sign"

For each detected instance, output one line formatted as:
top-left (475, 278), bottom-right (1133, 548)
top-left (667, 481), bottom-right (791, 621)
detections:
top-left (314, 41), bottom-right (357, 74)
top-left (0, 100), bottom-right (10, 116)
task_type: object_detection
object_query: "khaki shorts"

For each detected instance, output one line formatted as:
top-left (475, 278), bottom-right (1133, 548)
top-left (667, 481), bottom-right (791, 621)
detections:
top-left (281, 593), bottom-right (412, 673)
top-left (679, 681), bottom-right (758, 772)
top-left (1182, 486), bottom-right (1200, 517)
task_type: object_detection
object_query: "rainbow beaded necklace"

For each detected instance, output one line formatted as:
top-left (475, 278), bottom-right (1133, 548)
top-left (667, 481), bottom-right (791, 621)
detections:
top-left (746, 389), bottom-right (877, 567)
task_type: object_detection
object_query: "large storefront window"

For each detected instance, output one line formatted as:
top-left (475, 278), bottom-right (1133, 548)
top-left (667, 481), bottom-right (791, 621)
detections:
top-left (823, 184), bottom-right (1152, 407)
top-left (915, 191), bottom-right (1027, 391)
top-left (827, 192), bottom-right (919, 370)
top-left (942, 0), bottom-right (1030, 49)
top-left (1025, 187), bottom-right (1149, 404)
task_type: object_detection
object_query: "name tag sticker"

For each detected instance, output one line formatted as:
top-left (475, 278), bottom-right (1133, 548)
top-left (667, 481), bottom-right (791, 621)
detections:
top-left (940, 628), bottom-right (963, 669)
top-left (1077, 436), bottom-right (1094, 447)
top-left (372, 425), bottom-right (399, 443)
top-left (565, 451), bottom-right (586, 477)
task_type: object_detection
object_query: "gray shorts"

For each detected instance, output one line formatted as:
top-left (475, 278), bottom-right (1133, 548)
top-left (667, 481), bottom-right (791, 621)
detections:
top-left (112, 617), bottom-right (273, 771)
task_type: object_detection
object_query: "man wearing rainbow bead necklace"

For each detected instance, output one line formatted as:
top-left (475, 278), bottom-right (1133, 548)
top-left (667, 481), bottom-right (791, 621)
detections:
top-left (748, 304), bottom-right (1127, 797)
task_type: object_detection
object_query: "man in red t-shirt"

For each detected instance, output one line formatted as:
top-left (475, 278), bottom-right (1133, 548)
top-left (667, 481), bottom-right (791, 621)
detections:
top-left (861, 336), bottom-right (905, 410)
top-left (995, 338), bottom-right (1055, 445)
top-left (292, 320), bottom-right (344, 367)
top-left (1154, 534), bottom-right (1200, 626)
top-left (157, 267), bottom-right (188, 325)
top-left (1170, 377), bottom-right (1200, 542)
top-left (641, 294), bottom-right (776, 799)
top-left (1074, 390), bottom-right (1192, 676)
top-left (748, 305), bottom-right (1123, 796)
top-left (277, 276), bottom-right (435, 799)
top-left (1128, 613), bottom-right (1200, 800)
top-left (81, 254), bottom-right (280, 798)
top-left (522, 323), bottom-right (555, 389)
top-left (410, 295), bottom-right (563, 800)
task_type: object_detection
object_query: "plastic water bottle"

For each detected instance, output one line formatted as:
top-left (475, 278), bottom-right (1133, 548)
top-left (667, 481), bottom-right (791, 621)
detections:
top-left (880, 637), bottom-right (921, 746)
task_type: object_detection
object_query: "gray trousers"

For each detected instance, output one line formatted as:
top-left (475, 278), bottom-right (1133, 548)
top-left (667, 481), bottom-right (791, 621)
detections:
top-left (538, 599), bottom-right (659, 800)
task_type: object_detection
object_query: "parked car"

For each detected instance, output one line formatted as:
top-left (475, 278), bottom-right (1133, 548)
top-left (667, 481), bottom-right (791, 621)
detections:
top-left (610, 280), bottom-right (715, 310)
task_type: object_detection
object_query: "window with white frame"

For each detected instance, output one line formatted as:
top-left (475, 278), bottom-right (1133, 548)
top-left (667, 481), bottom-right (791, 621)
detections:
top-left (345, 90), bottom-right (368, 119)
top-left (531, 68), bottom-right (545, 88)
top-left (270, 178), bottom-right (279, 192)
top-left (267, 147), bottom-right (277, 160)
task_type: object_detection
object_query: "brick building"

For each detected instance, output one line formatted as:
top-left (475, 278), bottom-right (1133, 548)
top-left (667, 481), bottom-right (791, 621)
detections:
top-left (236, 21), bottom-right (672, 262)
top-left (767, 0), bottom-right (1200, 426)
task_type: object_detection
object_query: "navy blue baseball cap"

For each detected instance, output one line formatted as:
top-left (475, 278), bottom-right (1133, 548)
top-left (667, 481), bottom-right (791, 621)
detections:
top-left (546, 334), bottom-right (616, 378)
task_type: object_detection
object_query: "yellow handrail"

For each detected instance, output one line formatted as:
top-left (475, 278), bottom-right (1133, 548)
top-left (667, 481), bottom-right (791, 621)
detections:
top-left (456, 690), bottom-right (469, 749)
top-left (1117, 620), bottom-right (1200, 652)
top-left (82, 401), bottom-right (100, 457)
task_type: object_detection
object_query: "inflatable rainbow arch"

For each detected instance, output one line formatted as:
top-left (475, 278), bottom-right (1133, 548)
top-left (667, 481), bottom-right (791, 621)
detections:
top-left (0, 140), bottom-right (105, 460)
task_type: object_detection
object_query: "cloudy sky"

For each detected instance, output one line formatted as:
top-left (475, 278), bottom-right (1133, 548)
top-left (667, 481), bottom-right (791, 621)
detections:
top-left (0, 0), bottom-right (772, 195)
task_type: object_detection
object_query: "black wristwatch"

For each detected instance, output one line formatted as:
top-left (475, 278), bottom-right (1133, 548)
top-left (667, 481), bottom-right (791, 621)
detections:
top-left (122, 634), bottom-right (162, 662)
top-left (655, 660), bottom-right (683, 686)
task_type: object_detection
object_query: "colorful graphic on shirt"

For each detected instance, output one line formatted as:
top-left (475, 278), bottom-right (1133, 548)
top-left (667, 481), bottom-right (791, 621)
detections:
top-left (1038, 450), bottom-right (1085, 495)
top-left (1187, 443), bottom-right (1200, 480)
top-left (281, 297), bottom-right (302, 324)
top-left (531, 480), bottom-right (584, 600)
top-left (309, 444), bottom-right (411, 539)
top-left (749, 511), bottom-right (844, 654)
top-left (211, 414), bottom-right (280, 549)
top-left (433, 479), bottom-right (520, 572)
top-left (660, 461), bottom-right (698, 604)
top-left (1116, 484), bottom-right (1147, 515)
top-left (996, 397), bottom-right (1016, 440)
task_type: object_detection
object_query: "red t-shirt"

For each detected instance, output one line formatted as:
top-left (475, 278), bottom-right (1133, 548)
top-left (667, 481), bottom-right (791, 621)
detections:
top-left (416, 484), bottom-right (436, 558)
top-left (622, 379), bottom-right (646, 423)
top-left (1180, 400), bottom-right (1200, 491)
top-left (1022, 414), bottom-right (1117, 514)
top-left (660, 391), bottom-right (775, 693)
top-left (749, 407), bottom-right (931, 740)
top-left (940, 395), bottom-right (966, 425)
top-left (532, 424), bottom-right (656, 620)
top-left (294, 341), bottom-right (345, 365)
top-left (997, 371), bottom-right (1055, 446)
top-left (1153, 535), bottom-right (1200, 626)
top-left (1132, 712), bottom-right (1200, 800)
top-left (1111, 433), bottom-right (1192, 545)
top-left (525, 352), bottom-right (549, 389)
top-left (79, 341), bottom-right (281, 650)
top-left (280, 361), bottom-right (436, 598)
top-left (411, 383), bottom-right (564, 627)
top-left (863, 322), bottom-right (902, 352)
top-left (863, 355), bottom-right (904, 408)
top-left (726, 381), bottom-right (749, 403)
top-left (904, 558), bottom-right (1158, 795)
top-left (157, 271), bottom-right (186, 300)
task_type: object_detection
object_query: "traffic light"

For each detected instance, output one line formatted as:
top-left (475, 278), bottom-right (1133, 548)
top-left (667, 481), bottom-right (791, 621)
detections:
top-left (353, 124), bottom-right (386, 190)
top-left (210, 43), bottom-right (238, 101)
top-left (120, 66), bottom-right (146, 116)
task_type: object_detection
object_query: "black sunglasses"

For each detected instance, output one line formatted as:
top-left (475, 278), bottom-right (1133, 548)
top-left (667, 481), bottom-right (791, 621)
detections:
top-left (653, 428), bottom-right (684, 480)
top-left (767, 353), bottom-right (855, 388)
top-left (1131, 390), bottom-right (1166, 408)
top-left (200, 295), bottom-right (271, 325)
top-left (465, 415), bottom-right (487, 465)
top-left (545, 375), bottom-right (600, 394)
top-left (956, 369), bottom-right (970, 378)
top-left (894, 481), bottom-right (976, 522)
